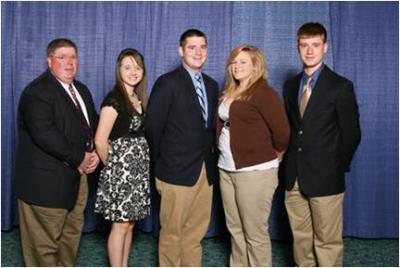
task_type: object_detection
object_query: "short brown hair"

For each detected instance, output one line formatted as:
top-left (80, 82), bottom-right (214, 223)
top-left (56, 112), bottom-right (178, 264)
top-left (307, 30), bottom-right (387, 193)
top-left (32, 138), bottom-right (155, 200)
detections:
top-left (297, 22), bottom-right (327, 43)
top-left (179, 29), bottom-right (207, 47)
top-left (46, 38), bottom-right (77, 56)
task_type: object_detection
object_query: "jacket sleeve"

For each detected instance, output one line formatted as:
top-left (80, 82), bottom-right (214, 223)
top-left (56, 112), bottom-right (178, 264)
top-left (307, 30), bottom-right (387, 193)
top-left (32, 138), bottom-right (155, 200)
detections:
top-left (336, 81), bottom-right (361, 172)
top-left (282, 82), bottom-right (291, 117)
top-left (144, 75), bottom-right (173, 162)
top-left (256, 87), bottom-right (291, 152)
top-left (19, 90), bottom-right (85, 168)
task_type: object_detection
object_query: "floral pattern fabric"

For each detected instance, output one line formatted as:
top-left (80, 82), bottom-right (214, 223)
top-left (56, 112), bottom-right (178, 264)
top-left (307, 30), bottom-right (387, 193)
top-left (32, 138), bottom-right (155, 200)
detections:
top-left (95, 114), bottom-right (150, 221)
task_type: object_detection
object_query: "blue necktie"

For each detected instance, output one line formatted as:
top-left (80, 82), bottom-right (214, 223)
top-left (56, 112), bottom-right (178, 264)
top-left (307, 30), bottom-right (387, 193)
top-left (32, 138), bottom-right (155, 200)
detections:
top-left (194, 74), bottom-right (207, 124)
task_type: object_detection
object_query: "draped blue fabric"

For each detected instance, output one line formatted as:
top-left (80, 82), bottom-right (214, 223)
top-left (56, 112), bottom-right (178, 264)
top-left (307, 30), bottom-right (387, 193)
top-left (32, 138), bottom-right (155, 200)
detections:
top-left (2, 1), bottom-right (398, 238)
top-left (329, 2), bottom-right (399, 238)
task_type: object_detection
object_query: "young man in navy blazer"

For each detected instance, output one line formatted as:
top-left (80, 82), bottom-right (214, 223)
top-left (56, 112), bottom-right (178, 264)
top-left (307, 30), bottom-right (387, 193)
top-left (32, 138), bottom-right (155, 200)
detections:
top-left (282, 22), bottom-right (361, 266)
top-left (145, 29), bottom-right (219, 266)
top-left (15, 38), bottom-right (100, 266)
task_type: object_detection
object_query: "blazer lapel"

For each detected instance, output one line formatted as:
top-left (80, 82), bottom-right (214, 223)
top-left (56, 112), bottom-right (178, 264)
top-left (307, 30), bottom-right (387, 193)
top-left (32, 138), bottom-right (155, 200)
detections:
top-left (48, 70), bottom-right (94, 128)
top-left (179, 66), bottom-right (204, 121)
top-left (74, 82), bottom-right (96, 128)
top-left (47, 71), bottom-right (80, 113)
top-left (302, 66), bottom-right (328, 120)
top-left (203, 76), bottom-right (215, 124)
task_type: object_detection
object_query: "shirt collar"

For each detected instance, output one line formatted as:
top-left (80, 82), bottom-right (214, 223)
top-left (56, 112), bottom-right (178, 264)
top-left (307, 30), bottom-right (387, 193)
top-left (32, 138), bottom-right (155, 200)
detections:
top-left (56, 79), bottom-right (75, 91)
top-left (302, 63), bottom-right (325, 86)
top-left (182, 63), bottom-right (202, 80)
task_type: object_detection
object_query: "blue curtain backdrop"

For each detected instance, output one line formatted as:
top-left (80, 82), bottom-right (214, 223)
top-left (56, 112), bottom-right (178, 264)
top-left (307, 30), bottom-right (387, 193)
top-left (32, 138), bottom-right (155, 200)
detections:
top-left (2, 1), bottom-right (398, 239)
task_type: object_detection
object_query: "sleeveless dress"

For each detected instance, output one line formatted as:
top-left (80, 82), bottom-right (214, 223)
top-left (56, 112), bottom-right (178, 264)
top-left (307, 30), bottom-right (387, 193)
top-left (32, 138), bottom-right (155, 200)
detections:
top-left (95, 91), bottom-right (150, 222)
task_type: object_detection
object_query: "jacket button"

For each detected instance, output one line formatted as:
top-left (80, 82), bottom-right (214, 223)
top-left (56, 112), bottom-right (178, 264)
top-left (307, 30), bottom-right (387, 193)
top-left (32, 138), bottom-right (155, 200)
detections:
top-left (299, 130), bottom-right (303, 135)
top-left (298, 148), bottom-right (302, 152)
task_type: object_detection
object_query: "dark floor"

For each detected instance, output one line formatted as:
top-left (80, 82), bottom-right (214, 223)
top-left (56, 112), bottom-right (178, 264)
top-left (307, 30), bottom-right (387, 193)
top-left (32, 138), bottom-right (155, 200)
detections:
top-left (1, 228), bottom-right (398, 267)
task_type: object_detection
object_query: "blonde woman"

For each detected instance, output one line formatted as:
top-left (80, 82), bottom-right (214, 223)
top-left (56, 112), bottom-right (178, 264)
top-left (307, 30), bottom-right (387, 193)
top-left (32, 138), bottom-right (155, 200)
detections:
top-left (217, 45), bottom-right (290, 266)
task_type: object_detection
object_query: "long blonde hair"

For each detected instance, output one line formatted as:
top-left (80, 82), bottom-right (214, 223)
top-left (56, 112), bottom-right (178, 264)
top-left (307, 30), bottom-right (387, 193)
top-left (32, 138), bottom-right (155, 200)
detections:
top-left (221, 45), bottom-right (268, 101)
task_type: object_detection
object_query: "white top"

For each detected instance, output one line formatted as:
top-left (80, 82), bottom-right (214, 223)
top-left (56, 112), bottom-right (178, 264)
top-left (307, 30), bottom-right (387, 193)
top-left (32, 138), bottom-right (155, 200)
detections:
top-left (58, 79), bottom-right (90, 125)
top-left (217, 101), bottom-right (279, 172)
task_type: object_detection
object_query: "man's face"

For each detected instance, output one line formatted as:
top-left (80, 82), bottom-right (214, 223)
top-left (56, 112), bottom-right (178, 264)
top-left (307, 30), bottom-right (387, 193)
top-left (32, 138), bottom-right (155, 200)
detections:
top-left (179, 36), bottom-right (208, 73)
top-left (47, 46), bottom-right (78, 84)
top-left (298, 35), bottom-right (328, 72)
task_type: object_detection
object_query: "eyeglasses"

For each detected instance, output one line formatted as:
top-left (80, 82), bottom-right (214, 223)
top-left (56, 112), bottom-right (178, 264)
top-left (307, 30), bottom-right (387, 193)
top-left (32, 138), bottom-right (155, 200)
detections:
top-left (50, 54), bottom-right (78, 61)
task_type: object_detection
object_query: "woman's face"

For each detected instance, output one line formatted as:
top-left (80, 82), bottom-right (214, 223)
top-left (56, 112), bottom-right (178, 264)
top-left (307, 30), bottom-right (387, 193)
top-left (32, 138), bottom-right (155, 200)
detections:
top-left (231, 51), bottom-right (255, 84)
top-left (120, 56), bottom-right (143, 89)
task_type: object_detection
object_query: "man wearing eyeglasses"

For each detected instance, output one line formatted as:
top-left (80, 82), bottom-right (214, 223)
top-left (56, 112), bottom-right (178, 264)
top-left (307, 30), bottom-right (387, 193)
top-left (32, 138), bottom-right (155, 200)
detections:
top-left (14, 38), bottom-right (100, 266)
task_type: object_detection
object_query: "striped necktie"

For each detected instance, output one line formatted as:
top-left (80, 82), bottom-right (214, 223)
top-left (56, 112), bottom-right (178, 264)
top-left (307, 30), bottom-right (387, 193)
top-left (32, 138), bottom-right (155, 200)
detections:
top-left (68, 84), bottom-right (94, 151)
top-left (194, 74), bottom-right (207, 124)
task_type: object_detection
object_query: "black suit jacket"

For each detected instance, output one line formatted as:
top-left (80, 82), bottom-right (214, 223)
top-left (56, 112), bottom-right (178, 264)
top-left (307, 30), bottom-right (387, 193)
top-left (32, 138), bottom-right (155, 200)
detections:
top-left (15, 70), bottom-right (98, 209)
top-left (145, 65), bottom-right (219, 186)
top-left (282, 65), bottom-right (361, 197)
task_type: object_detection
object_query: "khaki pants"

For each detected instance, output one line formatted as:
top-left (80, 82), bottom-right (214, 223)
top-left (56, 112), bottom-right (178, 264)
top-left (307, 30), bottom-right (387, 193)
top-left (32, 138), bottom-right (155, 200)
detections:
top-left (285, 180), bottom-right (344, 267)
top-left (18, 174), bottom-right (88, 267)
top-left (156, 164), bottom-right (213, 267)
top-left (219, 168), bottom-right (278, 267)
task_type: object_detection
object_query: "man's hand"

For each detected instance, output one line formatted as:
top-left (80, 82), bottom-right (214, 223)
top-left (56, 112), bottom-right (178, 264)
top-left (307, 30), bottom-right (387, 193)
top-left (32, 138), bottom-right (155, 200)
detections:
top-left (86, 151), bottom-right (100, 174)
top-left (78, 151), bottom-right (100, 174)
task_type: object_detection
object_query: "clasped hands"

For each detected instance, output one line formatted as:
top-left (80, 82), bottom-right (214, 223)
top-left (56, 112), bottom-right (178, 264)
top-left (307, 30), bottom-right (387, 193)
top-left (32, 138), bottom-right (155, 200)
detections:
top-left (78, 151), bottom-right (100, 175)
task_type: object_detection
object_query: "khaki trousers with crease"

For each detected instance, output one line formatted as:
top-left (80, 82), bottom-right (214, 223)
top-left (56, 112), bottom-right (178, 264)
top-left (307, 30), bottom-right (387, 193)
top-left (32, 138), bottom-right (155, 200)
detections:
top-left (18, 174), bottom-right (88, 267)
top-left (285, 179), bottom-right (344, 267)
top-left (219, 168), bottom-right (278, 267)
top-left (156, 163), bottom-right (213, 267)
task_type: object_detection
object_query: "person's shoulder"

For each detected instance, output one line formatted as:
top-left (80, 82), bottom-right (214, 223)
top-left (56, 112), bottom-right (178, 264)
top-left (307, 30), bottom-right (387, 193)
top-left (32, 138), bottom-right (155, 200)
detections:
top-left (323, 66), bottom-right (353, 87)
top-left (253, 79), bottom-right (278, 98)
top-left (284, 71), bottom-right (302, 88)
top-left (103, 89), bottom-right (123, 103)
top-left (157, 66), bottom-right (182, 80)
top-left (202, 72), bottom-right (218, 86)
top-left (22, 70), bottom-right (56, 96)
top-left (102, 89), bottom-right (124, 112)
top-left (153, 66), bottom-right (187, 90)
top-left (73, 79), bottom-right (90, 91)
top-left (25, 70), bottom-right (50, 88)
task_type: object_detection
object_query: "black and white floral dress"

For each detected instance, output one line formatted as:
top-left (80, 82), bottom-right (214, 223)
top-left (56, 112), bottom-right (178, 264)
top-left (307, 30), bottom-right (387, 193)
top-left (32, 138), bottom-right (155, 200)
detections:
top-left (95, 90), bottom-right (150, 222)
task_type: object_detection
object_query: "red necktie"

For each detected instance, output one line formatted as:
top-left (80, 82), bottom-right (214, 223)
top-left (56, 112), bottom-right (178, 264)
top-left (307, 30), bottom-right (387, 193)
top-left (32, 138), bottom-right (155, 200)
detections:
top-left (68, 84), bottom-right (94, 151)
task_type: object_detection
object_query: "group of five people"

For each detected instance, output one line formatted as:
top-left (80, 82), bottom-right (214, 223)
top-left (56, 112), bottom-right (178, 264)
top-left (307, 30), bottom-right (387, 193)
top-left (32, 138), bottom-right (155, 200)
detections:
top-left (15, 22), bottom-right (361, 267)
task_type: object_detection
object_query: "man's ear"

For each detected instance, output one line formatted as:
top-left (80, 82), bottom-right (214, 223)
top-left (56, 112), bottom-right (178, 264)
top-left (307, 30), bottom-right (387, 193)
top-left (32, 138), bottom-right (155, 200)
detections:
top-left (47, 57), bottom-right (52, 68)
top-left (178, 46), bottom-right (184, 57)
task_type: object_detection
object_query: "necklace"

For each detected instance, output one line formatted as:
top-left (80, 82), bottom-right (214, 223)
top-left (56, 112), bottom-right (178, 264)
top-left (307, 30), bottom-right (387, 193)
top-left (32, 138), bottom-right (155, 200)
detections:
top-left (129, 93), bottom-right (142, 114)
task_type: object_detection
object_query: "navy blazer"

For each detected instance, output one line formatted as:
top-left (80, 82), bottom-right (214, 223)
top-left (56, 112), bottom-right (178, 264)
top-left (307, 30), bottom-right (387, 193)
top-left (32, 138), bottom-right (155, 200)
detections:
top-left (15, 70), bottom-right (98, 209)
top-left (282, 65), bottom-right (361, 197)
top-left (145, 65), bottom-right (219, 186)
